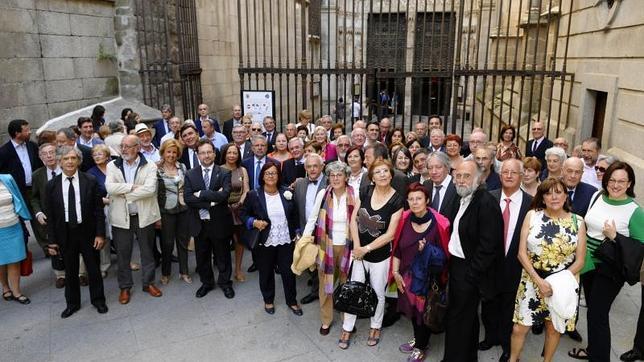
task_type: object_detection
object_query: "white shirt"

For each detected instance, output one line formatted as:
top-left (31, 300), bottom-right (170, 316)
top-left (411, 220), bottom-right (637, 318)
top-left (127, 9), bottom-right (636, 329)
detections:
top-left (78, 136), bottom-right (94, 147)
top-left (160, 132), bottom-right (175, 145)
top-left (352, 102), bottom-right (361, 118)
top-left (448, 193), bottom-right (473, 259)
top-left (47, 166), bottom-right (62, 181)
top-left (141, 144), bottom-right (160, 163)
top-left (123, 157), bottom-right (140, 214)
top-left (238, 142), bottom-right (247, 158)
top-left (348, 169), bottom-right (365, 196)
top-left (303, 189), bottom-right (348, 246)
top-left (305, 178), bottom-right (320, 221)
top-left (265, 193), bottom-right (290, 247)
top-left (11, 139), bottom-right (32, 186)
top-left (500, 189), bottom-right (523, 255)
top-left (62, 172), bottom-right (82, 224)
top-left (188, 148), bottom-right (198, 169)
top-left (582, 162), bottom-right (601, 189)
top-left (296, 122), bottom-right (316, 135)
top-left (432, 175), bottom-right (452, 211)
top-left (531, 136), bottom-right (545, 152)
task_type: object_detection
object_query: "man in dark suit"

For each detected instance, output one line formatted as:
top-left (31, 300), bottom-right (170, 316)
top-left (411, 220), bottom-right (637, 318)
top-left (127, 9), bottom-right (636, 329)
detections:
top-left (45, 146), bottom-right (107, 318)
top-left (443, 160), bottom-right (504, 362)
top-left (563, 157), bottom-right (597, 218)
top-left (263, 116), bottom-right (278, 153)
top-left (55, 128), bottom-right (95, 172)
top-left (232, 125), bottom-right (253, 160)
top-left (196, 103), bottom-right (219, 136)
top-left (0, 119), bottom-right (43, 203)
top-left (474, 147), bottom-right (501, 191)
top-left (525, 120), bottom-right (553, 169)
top-left (152, 104), bottom-right (173, 147)
top-left (480, 159), bottom-right (533, 361)
top-left (429, 128), bottom-right (447, 153)
top-left (222, 104), bottom-right (243, 142)
top-left (242, 135), bottom-right (280, 192)
top-left (184, 139), bottom-right (234, 299)
top-left (359, 142), bottom-right (408, 199)
top-left (281, 137), bottom-right (306, 188)
top-left (179, 124), bottom-right (220, 169)
top-left (293, 153), bottom-right (327, 304)
top-left (424, 151), bottom-right (460, 225)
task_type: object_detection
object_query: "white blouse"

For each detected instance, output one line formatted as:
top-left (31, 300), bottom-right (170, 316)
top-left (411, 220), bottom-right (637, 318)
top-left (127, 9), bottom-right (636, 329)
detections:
top-left (0, 183), bottom-right (19, 228)
top-left (265, 192), bottom-right (290, 247)
top-left (348, 169), bottom-right (366, 195)
top-left (303, 189), bottom-right (349, 246)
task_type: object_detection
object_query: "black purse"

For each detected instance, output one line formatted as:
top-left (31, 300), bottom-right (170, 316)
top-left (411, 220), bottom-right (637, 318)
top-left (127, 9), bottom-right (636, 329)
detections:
top-left (333, 260), bottom-right (378, 318)
top-left (241, 227), bottom-right (260, 250)
top-left (423, 278), bottom-right (448, 333)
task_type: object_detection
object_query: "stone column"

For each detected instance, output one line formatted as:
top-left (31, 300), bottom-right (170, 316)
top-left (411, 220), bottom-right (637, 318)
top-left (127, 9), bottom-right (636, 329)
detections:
top-left (114, 0), bottom-right (143, 100)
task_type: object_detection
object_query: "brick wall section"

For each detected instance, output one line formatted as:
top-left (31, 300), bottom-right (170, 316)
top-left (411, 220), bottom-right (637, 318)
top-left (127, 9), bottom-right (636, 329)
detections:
top-left (0, 0), bottom-right (118, 141)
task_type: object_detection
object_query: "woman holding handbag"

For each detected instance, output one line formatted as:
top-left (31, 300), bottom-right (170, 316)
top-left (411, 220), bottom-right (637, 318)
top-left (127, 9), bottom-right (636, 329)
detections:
top-left (301, 161), bottom-right (356, 336)
top-left (338, 159), bottom-right (403, 349)
top-left (0, 174), bottom-right (32, 304)
top-left (391, 183), bottom-right (450, 362)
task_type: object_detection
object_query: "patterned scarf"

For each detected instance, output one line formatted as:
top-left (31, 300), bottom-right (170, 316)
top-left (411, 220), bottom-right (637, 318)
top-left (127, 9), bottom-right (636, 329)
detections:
top-left (315, 185), bottom-right (355, 294)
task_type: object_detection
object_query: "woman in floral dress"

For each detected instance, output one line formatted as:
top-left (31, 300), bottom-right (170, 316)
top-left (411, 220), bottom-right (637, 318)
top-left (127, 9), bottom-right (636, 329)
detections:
top-left (509, 177), bottom-right (587, 362)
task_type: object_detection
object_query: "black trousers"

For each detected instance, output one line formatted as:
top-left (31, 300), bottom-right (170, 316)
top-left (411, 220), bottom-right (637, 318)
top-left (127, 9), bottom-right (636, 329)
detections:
top-left (63, 225), bottom-right (105, 307)
top-left (588, 270), bottom-right (624, 362)
top-left (412, 319), bottom-right (432, 350)
top-left (256, 243), bottom-right (296, 306)
top-left (634, 285), bottom-right (644, 353)
top-left (444, 257), bottom-right (480, 362)
top-left (481, 296), bottom-right (500, 345)
top-left (160, 211), bottom-right (189, 276)
top-left (195, 220), bottom-right (232, 288)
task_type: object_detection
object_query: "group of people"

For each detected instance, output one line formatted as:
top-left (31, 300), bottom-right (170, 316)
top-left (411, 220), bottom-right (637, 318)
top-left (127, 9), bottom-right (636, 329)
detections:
top-left (0, 105), bottom-right (642, 362)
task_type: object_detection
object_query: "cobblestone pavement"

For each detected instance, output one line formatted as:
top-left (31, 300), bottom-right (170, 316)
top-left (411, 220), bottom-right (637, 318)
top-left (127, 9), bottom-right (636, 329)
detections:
top-left (1, 240), bottom-right (639, 362)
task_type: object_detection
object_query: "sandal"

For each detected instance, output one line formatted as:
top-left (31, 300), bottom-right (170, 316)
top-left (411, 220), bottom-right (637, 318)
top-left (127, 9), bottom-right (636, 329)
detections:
top-left (13, 294), bottom-right (31, 305)
top-left (568, 347), bottom-right (589, 360)
top-left (367, 328), bottom-right (381, 347)
top-left (2, 291), bottom-right (14, 301)
top-left (338, 329), bottom-right (353, 350)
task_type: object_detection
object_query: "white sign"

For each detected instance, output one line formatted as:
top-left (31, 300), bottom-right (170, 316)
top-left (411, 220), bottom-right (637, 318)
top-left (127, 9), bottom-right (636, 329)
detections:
top-left (242, 90), bottom-right (275, 124)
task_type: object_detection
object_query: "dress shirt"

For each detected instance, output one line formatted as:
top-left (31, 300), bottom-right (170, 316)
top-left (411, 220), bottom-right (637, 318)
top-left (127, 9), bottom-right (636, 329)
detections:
top-left (47, 166), bottom-right (62, 181)
top-left (331, 192), bottom-right (348, 245)
top-left (238, 143), bottom-right (247, 157)
top-left (11, 139), bottom-right (32, 186)
top-left (204, 133), bottom-right (228, 151)
top-left (141, 144), bottom-right (160, 163)
top-left (62, 172), bottom-right (82, 224)
top-left (348, 169), bottom-right (365, 193)
top-left (582, 162), bottom-right (601, 189)
top-left (163, 119), bottom-right (170, 134)
top-left (531, 136), bottom-right (545, 152)
top-left (78, 136), bottom-right (94, 147)
top-left (433, 175), bottom-right (452, 211)
top-left (500, 189), bottom-right (523, 255)
top-left (160, 132), bottom-right (175, 145)
top-left (448, 193), bottom-right (473, 259)
top-left (188, 148), bottom-right (198, 169)
top-left (305, 178), bottom-right (320, 221)
top-left (123, 156), bottom-right (140, 214)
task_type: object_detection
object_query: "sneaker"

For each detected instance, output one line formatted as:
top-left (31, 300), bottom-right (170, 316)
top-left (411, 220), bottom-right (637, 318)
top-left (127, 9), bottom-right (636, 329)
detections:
top-left (407, 348), bottom-right (426, 362)
top-left (399, 338), bottom-right (415, 353)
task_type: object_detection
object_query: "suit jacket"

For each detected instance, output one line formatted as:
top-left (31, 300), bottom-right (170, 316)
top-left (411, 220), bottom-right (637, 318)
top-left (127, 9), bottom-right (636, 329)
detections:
top-left (281, 158), bottom-right (306, 187)
top-left (45, 172), bottom-right (105, 249)
top-left (152, 118), bottom-right (168, 147)
top-left (183, 164), bottom-right (232, 238)
top-left (241, 156), bottom-right (281, 191)
top-left (490, 189), bottom-right (533, 293)
top-left (239, 187), bottom-right (299, 246)
top-left (525, 138), bottom-right (553, 168)
top-left (30, 167), bottom-right (52, 218)
top-left (237, 140), bottom-right (253, 160)
top-left (423, 179), bottom-right (461, 226)
top-left (0, 139), bottom-right (43, 196)
top-left (456, 186), bottom-right (504, 300)
top-left (263, 131), bottom-right (277, 153)
top-left (429, 145), bottom-right (447, 154)
top-left (77, 144), bottom-right (96, 172)
top-left (570, 181), bottom-right (597, 218)
top-left (223, 118), bottom-right (240, 142)
top-left (359, 168), bottom-right (408, 201)
top-left (294, 175), bottom-right (327, 230)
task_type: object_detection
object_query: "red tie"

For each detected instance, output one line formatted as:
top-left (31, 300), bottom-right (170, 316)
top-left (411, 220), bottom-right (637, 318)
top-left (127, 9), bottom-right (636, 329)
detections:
top-left (502, 198), bottom-right (511, 253)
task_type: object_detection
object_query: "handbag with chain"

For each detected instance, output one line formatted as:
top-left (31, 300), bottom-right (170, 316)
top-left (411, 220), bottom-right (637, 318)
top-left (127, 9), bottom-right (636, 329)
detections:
top-left (423, 277), bottom-right (448, 333)
top-left (333, 260), bottom-right (378, 318)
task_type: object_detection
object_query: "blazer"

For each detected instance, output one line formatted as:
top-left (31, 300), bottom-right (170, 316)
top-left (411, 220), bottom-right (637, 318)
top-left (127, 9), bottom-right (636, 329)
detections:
top-left (184, 164), bottom-right (232, 238)
top-left (525, 137), bottom-right (553, 167)
top-left (456, 186), bottom-right (504, 300)
top-left (0, 139), bottom-right (43, 195)
top-left (570, 181), bottom-right (598, 218)
top-left (294, 175), bottom-right (327, 230)
top-left (281, 158), bottom-right (306, 187)
top-left (45, 172), bottom-right (105, 249)
top-left (359, 168), bottom-right (408, 200)
top-left (77, 144), bottom-right (96, 172)
top-left (179, 146), bottom-right (221, 170)
top-left (424, 179), bottom-right (461, 226)
top-left (30, 167), bottom-right (52, 218)
top-left (241, 156), bottom-right (281, 191)
top-left (490, 189), bottom-right (533, 293)
top-left (263, 131), bottom-right (277, 153)
top-left (239, 187), bottom-right (299, 247)
top-left (222, 118), bottom-right (240, 142)
top-left (239, 140), bottom-right (254, 160)
top-left (152, 118), bottom-right (168, 147)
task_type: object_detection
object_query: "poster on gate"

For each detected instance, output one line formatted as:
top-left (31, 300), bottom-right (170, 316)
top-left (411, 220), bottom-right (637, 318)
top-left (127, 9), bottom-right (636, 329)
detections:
top-left (241, 90), bottom-right (275, 124)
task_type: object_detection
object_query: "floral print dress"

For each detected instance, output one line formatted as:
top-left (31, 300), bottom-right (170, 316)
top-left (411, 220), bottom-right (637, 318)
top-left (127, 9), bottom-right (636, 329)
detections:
top-left (513, 210), bottom-right (581, 331)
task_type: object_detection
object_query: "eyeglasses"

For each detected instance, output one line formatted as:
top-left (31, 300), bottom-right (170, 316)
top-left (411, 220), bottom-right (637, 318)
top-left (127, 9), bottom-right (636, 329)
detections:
top-left (251, 128), bottom-right (262, 131)
top-left (328, 173), bottom-right (345, 178)
top-left (121, 144), bottom-right (137, 149)
top-left (594, 166), bottom-right (606, 173)
top-left (532, 127), bottom-right (543, 131)
top-left (264, 171), bottom-right (278, 176)
top-left (501, 170), bottom-right (520, 176)
top-left (608, 179), bottom-right (629, 186)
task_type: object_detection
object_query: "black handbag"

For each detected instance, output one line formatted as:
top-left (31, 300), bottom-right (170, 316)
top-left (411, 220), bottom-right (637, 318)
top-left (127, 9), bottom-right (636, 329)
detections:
top-left (333, 260), bottom-right (378, 318)
top-left (423, 278), bottom-right (448, 333)
top-left (241, 227), bottom-right (260, 250)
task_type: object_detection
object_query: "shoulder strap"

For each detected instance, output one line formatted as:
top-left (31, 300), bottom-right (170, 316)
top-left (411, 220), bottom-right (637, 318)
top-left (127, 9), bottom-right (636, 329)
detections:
top-left (589, 191), bottom-right (602, 209)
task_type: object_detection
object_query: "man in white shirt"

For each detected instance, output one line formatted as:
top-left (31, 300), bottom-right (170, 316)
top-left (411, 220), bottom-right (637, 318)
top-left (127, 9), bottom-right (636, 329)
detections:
top-left (202, 118), bottom-right (228, 151)
top-left (76, 117), bottom-right (104, 147)
top-left (350, 127), bottom-right (367, 149)
top-left (135, 123), bottom-right (160, 163)
top-left (424, 151), bottom-right (460, 224)
top-left (232, 124), bottom-right (253, 160)
top-left (159, 116), bottom-right (182, 145)
top-left (580, 137), bottom-right (602, 189)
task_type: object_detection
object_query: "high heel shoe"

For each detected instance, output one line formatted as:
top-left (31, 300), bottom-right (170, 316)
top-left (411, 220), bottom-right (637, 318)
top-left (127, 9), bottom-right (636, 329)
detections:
top-left (180, 274), bottom-right (192, 284)
top-left (234, 273), bottom-right (246, 282)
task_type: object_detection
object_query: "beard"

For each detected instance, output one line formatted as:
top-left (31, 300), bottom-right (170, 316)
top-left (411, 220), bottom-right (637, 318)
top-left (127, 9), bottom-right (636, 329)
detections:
top-left (456, 183), bottom-right (478, 197)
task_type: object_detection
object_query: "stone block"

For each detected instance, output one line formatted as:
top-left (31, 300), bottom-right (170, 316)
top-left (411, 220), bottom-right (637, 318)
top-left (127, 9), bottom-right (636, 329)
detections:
top-left (0, 58), bottom-right (43, 82)
top-left (45, 79), bottom-right (83, 102)
top-left (0, 80), bottom-right (45, 108)
top-left (73, 57), bottom-right (94, 78)
top-left (0, 7), bottom-right (37, 33)
top-left (0, 103), bottom-right (48, 132)
top-left (42, 58), bottom-right (74, 80)
top-left (66, 1), bottom-right (114, 17)
top-left (70, 14), bottom-right (113, 37)
top-left (82, 77), bottom-right (117, 98)
top-left (44, 0), bottom-right (68, 13)
top-left (3, 0), bottom-right (36, 9)
top-left (94, 59), bottom-right (118, 77)
top-left (37, 10), bottom-right (70, 35)
top-left (47, 100), bottom-right (82, 119)
top-left (78, 37), bottom-right (115, 58)
top-left (40, 34), bottom-right (81, 58)
top-left (0, 32), bottom-right (41, 58)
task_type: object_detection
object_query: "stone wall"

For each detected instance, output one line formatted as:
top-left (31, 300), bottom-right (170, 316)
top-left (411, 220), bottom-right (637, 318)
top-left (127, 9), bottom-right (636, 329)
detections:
top-left (0, 0), bottom-right (118, 140)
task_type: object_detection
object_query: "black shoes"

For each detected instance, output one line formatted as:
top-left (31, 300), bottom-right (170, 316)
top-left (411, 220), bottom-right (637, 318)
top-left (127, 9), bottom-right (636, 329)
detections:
top-left (195, 285), bottom-right (214, 298)
top-left (247, 264), bottom-right (257, 273)
top-left (300, 293), bottom-right (318, 305)
top-left (566, 329), bottom-right (583, 342)
top-left (61, 305), bottom-right (80, 319)
top-left (499, 352), bottom-right (510, 362)
top-left (382, 311), bottom-right (401, 327)
top-left (532, 323), bottom-right (544, 335)
top-left (264, 305), bottom-right (275, 314)
top-left (621, 349), bottom-right (644, 362)
top-left (289, 305), bottom-right (303, 316)
top-left (223, 286), bottom-right (235, 299)
top-left (95, 304), bottom-right (108, 314)
top-left (478, 340), bottom-right (500, 351)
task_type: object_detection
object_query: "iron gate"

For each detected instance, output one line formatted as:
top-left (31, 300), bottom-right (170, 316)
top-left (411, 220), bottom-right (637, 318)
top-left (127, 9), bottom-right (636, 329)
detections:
top-left (135, 0), bottom-right (203, 121)
top-left (237, 0), bottom-right (574, 144)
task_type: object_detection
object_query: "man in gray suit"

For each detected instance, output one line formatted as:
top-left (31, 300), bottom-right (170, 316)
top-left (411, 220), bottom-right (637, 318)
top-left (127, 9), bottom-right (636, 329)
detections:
top-left (293, 153), bottom-right (327, 304)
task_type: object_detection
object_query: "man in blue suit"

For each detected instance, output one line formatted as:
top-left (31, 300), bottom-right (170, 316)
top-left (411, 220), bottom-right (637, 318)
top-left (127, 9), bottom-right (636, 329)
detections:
top-left (0, 119), bottom-right (43, 202)
top-left (562, 157), bottom-right (597, 218)
top-left (152, 104), bottom-right (173, 147)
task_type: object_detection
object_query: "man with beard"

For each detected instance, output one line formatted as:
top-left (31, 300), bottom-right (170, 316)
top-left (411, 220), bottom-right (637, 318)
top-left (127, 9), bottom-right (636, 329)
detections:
top-left (443, 160), bottom-right (503, 362)
top-left (580, 137), bottom-right (601, 189)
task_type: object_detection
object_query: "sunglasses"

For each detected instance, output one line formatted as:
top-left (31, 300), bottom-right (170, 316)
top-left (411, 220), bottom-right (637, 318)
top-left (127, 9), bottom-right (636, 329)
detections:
top-left (594, 166), bottom-right (606, 173)
top-left (251, 128), bottom-right (262, 131)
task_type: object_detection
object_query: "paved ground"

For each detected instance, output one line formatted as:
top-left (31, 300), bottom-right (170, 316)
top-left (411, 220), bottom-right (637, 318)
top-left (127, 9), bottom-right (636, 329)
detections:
top-left (1, 238), bottom-right (639, 362)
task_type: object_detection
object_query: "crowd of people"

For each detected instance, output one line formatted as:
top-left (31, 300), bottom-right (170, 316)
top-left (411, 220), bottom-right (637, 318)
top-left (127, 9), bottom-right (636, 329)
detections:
top-left (0, 105), bottom-right (642, 362)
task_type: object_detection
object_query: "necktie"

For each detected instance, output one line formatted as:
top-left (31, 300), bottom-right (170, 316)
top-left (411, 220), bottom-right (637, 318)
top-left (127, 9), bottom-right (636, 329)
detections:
top-left (51, 170), bottom-right (56, 180)
top-left (199, 168), bottom-right (210, 220)
top-left (254, 160), bottom-right (261, 190)
top-left (502, 198), bottom-right (511, 253)
top-left (431, 185), bottom-right (443, 210)
top-left (309, 179), bottom-right (318, 185)
top-left (67, 177), bottom-right (78, 226)
top-left (192, 150), bottom-right (199, 169)
top-left (568, 190), bottom-right (574, 202)
top-left (532, 140), bottom-right (538, 153)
